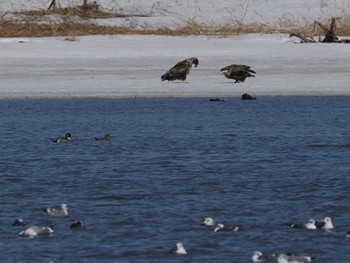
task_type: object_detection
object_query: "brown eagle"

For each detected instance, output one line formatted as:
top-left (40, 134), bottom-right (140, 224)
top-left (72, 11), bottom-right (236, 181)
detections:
top-left (220, 64), bottom-right (256, 83)
top-left (161, 57), bottom-right (199, 82)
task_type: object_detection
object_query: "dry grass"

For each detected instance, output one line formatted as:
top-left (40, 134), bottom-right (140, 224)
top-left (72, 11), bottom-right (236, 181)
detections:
top-left (0, 18), bottom-right (285, 38)
top-left (13, 3), bottom-right (125, 19)
top-left (1, 4), bottom-right (350, 38)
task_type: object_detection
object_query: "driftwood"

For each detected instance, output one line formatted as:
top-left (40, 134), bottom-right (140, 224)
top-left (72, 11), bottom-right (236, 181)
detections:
top-left (290, 17), bottom-right (350, 44)
top-left (314, 17), bottom-right (338, 42)
top-left (289, 33), bottom-right (316, 43)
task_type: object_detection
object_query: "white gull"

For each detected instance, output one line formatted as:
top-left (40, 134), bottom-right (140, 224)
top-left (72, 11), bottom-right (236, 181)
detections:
top-left (287, 219), bottom-right (316, 230)
top-left (201, 217), bottom-right (215, 226)
top-left (171, 242), bottom-right (187, 255)
top-left (19, 225), bottom-right (54, 237)
top-left (43, 204), bottom-right (69, 217)
top-left (252, 250), bottom-right (276, 262)
top-left (315, 217), bottom-right (334, 230)
top-left (277, 253), bottom-right (314, 263)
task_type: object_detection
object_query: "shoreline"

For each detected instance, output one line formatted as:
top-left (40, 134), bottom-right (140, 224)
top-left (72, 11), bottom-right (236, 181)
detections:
top-left (1, 93), bottom-right (350, 100)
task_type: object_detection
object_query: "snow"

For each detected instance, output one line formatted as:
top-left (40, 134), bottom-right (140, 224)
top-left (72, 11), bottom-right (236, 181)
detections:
top-left (1, 0), bottom-right (350, 26)
top-left (0, 1), bottom-right (350, 99)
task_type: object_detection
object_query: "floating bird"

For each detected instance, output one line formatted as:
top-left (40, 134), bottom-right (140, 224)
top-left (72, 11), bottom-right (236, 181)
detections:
top-left (277, 253), bottom-right (314, 263)
top-left (201, 217), bottom-right (215, 226)
top-left (12, 217), bottom-right (26, 226)
top-left (161, 57), bottom-right (199, 82)
top-left (70, 220), bottom-right (85, 230)
top-left (252, 250), bottom-right (277, 262)
top-left (346, 231), bottom-right (350, 238)
top-left (171, 242), bottom-right (187, 255)
top-left (214, 223), bottom-right (240, 232)
top-left (241, 93), bottom-right (256, 100)
top-left (19, 225), bottom-right (54, 237)
top-left (315, 217), bottom-right (334, 230)
top-left (287, 219), bottom-right (317, 230)
top-left (209, 98), bottom-right (226, 102)
top-left (94, 134), bottom-right (112, 141)
top-left (220, 64), bottom-right (256, 83)
top-left (43, 204), bottom-right (69, 217)
top-left (51, 133), bottom-right (72, 143)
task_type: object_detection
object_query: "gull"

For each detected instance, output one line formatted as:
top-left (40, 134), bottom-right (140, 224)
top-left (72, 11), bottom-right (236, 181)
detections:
top-left (171, 242), bottom-right (187, 255)
top-left (277, 253), bottom-right (314, 263)
top-left (43, 204), bottom-right (69, 217)
top-left (315, 217), bottom-right (334, 230)
top-left (19, 225), bottom-right (54, 237)
top-left (252, 250), bottom-right (277, 262)
top-left (201, 217), bottom-right (215, 226)
top-left (287, 219), bottom-right (317, 230)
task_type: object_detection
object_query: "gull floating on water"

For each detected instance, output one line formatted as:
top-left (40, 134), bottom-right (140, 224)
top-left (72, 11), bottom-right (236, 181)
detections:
top-left (277, 253), bottom-right (314, 263)
top-left (171, 242), bottom-right (187, 255)
top-left (43, 204), bottom-right (69, 217)
top-left (12, 217), bottom-right (26, 226)
top-left (315, 217), bottom-right (334, 230)
top-left (19, 225), bottom-right (54, 237)
top-left (287, 219), bottom-right (317, 230)
top-left (201, 217), bottom-right (215, 226)
top-left (252, 250), bottom-right (277, 262)
top-left (214, 223), bottom-right (240, 232)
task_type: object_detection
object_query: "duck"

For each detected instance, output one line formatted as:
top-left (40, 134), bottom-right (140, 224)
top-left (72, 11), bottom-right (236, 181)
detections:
top-left (43, 203), bottom-right (69, 217)
top-left (19, 225), bottom-right (54, 237)
top-left (51, 133), bottom-right (71, 143)
top-left (94, 134), bottom-right (112, 141)
top-left (214, 223), bottom-right (240, 232)
top-left (209, 98), bottom-right (226, 102)
top-left (241, 93), bottom-right (256, 100)
top-left (12, 217), bottom-right (26, 226)
top-left (70, 220), bottom-right (85, 230)
top-left (171, 242), bottom-right (187, 255)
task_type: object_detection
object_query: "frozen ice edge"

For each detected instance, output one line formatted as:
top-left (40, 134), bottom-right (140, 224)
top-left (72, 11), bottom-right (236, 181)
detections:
top-left (0, 34), bottom-right (350, 99)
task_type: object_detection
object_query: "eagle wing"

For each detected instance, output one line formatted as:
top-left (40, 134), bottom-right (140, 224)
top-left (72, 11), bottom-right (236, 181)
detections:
top-left (161, 57), bottom-right (199, 81)
top-left (220, 64), bottom-right (256, 74)
top-left (167, 62), bottom-right (191, 78)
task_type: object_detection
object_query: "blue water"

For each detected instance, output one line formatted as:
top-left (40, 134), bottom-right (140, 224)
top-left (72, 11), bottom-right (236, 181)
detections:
top-left (0, 97), bottom-right (350, 262)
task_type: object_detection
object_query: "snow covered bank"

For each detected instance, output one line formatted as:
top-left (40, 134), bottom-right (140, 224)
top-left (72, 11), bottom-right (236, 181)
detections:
top-left (0, 34), bottom-right (349, 99)
top-left (1, 0), bottom-right (350, 28)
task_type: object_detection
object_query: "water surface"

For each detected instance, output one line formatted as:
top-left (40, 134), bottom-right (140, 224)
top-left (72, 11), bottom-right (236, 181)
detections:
top-left (1, 97), bottom-right (350, 262)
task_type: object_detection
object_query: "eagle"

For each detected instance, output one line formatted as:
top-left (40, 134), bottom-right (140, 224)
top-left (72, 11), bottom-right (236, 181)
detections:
top-left (161, 57), bottom-right (199, 82)
top-left (220, 64), bottom-right (256, 83)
